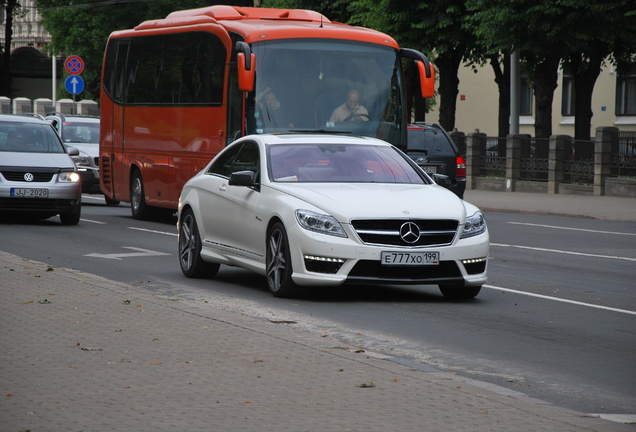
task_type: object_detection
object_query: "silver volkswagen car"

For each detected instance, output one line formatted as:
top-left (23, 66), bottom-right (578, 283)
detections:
top-left (0, 114), bottom-right (82, 225)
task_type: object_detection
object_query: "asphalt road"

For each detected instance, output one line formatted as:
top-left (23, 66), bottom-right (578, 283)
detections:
top-left (1, 194), bottom-right (635, 416)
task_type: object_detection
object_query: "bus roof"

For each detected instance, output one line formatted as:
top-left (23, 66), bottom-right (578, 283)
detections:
top-left (130, 5), bottom-right (398, 48)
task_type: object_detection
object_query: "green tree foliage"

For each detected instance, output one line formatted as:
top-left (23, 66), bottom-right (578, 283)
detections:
top-left (468, 0), bottom-right (636, 139)
top-left (350, 0), bottom-right (476, 131)
top-left (35, 0), bottom-right (250, 100)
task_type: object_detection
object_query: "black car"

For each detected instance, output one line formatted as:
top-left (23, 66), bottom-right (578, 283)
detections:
top-left (407, 122), bottom-right (466, 199)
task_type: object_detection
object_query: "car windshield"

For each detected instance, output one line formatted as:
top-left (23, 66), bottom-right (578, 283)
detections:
top-left (0, 122), bottom-right (67, 153)
top-left (61, 121), bottom-right (100, 144)
top-left (268, 143), bottom-right (426, 184)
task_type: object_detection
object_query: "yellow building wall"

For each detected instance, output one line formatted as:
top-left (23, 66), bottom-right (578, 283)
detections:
top-left (427, 61), bottom-right (636, 136)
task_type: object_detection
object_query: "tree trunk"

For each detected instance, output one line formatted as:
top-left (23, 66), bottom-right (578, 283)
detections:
top-left (530, 54), bottom-right (561, 139)
top-left (1, 0), bottom-right (18, 97)
top-left (436, 51), bottom-right (463, 132)
top-left (490, 54), bottom-right (510, 149)
top-left (570, 53), bottom-right (603, 141)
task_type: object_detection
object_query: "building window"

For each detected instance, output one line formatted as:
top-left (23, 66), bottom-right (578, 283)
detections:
top-left (561, 66), bottom-right (575, 116)
top-left (616, 63), bottom-right (636, 116)
top-left (520, 78), bottom-right (532, 115)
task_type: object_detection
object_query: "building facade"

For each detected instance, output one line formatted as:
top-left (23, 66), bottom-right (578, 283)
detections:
top-left (427, 59), bottom-right (636, 137)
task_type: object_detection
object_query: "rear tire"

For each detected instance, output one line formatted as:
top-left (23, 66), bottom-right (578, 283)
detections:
top-left (130, 170), bottom-right (151, 220)
top-left (439, 284), bottom-right (481, 300)
top-left (266, 222), bottom-right (298, 298)
top-left (179, 209), bottom-right (219, 278)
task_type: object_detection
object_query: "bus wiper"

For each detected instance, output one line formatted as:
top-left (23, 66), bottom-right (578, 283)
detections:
top-left (289, 129), bottom-right (352, 134)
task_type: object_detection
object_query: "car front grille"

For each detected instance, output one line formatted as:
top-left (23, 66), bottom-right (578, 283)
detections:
top-left (347, 260), bottom-right (463, 284)
top-left (1, 169), bottom-right (56, 182)
top-left (351, 219), bottom-right (458, 247)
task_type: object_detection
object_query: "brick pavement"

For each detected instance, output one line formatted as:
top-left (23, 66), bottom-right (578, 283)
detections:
top-left (1, 251), bottom-right (633, 432)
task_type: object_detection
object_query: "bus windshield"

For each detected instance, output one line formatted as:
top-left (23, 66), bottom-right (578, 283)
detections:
top-left (247, 39), bottom-right (404, 147)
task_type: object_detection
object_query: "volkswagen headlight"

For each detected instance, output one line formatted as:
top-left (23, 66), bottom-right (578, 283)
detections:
top-left (461, 211), bottom-right (486, 238)
top-left (295, 209), bottom-right (347, 238)
top-left (59, 171), bottom-right (81, 183)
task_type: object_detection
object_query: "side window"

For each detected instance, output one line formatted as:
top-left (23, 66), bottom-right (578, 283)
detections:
top-left (208, 143), bottom-right (242, 178)
top-left (616, 62), bottom-right (636, 116)
top-left (206, 142), bottom-right (260, 181)
top-left (233, 141), bottom-right (260, 182)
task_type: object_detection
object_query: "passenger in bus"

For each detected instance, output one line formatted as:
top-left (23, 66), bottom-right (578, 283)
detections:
top-left (329, 89), bottom-right (369, 122)
top-left (256, 87), bottom-right (294, 128)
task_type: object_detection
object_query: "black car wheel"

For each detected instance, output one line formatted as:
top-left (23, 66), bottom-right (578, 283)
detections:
top-left (178, 209), bottom-right (219, 278)
top-left (266, 222), bottom-right (298, 298)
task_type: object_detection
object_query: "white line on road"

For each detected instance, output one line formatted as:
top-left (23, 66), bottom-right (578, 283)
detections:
top-left (484, 285), bottom-right (636, 316)
top-left (507, 221), bottom-right (636, 236)
top-left (79, 218), bottom-right (106, 224)
top-left (84, 247), bottom-right (170, 260)
top-left (491, 243), bottom-right (636, 262)
top-left (128, 227), bottom-right (178, 237)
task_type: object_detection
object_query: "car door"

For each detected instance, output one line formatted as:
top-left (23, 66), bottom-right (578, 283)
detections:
top-left (198, 141), bottom-right (263, 264)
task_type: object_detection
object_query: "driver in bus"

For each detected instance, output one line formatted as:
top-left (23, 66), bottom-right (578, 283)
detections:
top-left (329, 89), bottom-right (369, 122)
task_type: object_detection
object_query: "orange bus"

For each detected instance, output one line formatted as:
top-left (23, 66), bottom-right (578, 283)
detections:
top-left (99, 5), bottom-right (434, 219)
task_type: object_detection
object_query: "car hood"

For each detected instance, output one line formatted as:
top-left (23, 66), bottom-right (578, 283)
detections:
top-left (65, 143), bottom-right (99, 157)
top-left (0, 152), bottom-right (75, 170)
top-left (269, 183), bottom-right (471, 222)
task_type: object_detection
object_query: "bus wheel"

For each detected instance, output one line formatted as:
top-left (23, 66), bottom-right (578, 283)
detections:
top-left (130, 170), bottom-right (151, 220)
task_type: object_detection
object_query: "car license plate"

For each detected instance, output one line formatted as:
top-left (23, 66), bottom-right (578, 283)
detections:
top-left (381, 251), bottom-right (439, 266)
top-left (421, 165), bottom-right (437, 174)
top-left (10, 188), bottom-right (49, 198)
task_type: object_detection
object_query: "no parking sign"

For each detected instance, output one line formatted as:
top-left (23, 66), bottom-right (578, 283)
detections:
top-left (65, 55), bottom-right (85, 75)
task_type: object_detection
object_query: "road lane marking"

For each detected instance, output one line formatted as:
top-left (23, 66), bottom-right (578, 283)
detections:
top-left (507, 222), bottom-right (636, 236)
top-left (484, 285), bottom-right (636, 316)
top-left (84, 247), bottom-right (170, 260)
top-left (79, 218), bottom-right (106, 224)
top-left (128, 227), bottom-right (178, 237)
top-left (491, 243), bottom-right (636, 262)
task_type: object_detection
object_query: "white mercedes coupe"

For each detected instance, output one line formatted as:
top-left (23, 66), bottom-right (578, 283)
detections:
top-left (177, 134), bottom-right (489, 299)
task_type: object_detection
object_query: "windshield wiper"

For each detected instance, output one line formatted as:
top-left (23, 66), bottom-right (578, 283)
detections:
top-left (289, 129), bottom-right (352, 134)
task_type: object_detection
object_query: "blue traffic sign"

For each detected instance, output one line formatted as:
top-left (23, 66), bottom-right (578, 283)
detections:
top-left (65, 75), bottom-right (85, 95)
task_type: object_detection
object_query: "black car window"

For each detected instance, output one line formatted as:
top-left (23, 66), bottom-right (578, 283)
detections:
top-left (207, 141), bottom-right (260, 181)
top-left (408, 127), bottom-right (454, 154)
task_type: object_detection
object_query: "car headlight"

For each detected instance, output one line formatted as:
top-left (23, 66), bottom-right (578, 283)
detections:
top-left (460, 211), bottom-right (486, 238)
top-left (59, 171), bottom-right (81, 183)
top-left (295, 209), bottom-right (347, 238)
top-left (71, 155), bottom-right (92, 167)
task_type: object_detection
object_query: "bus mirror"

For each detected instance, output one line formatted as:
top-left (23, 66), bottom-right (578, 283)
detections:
top-left (238, 53), bottom-right (256, 92)
top-left (401, 48), bottom-right (435, 98)
top-left (418, 60), bottom-right (435, 98)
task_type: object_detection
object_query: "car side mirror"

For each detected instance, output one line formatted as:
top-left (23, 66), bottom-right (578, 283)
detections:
top-left (229, 170), bottom-right (256, 187)
top-left (432, 173), bottom-right (451, 189)
top-left (67, 146), bottom-right (80, 156)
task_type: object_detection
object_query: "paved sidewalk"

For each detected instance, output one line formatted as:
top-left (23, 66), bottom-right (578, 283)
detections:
top-left (464, 189), bottom-right (636, 222)
top-left (1, 250), bottom-right (633, 432)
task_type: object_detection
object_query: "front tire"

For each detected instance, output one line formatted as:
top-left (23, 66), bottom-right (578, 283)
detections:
top-left (439, 284), bottom-right (481, 300)
top-left (59, 202), bottom-right (81, 225)
top-left (266, 222), bottom-right (298, 298)
top-left (130, 170), bottom-right (151, 220)
top-left (178, 209), bottom-right (219, 278)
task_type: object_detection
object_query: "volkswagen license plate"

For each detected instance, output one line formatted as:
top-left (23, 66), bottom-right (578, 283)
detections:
top-left (10, 188), bottom-right (49, 198)
top-left (381, 251), bottom-right (439, 266)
